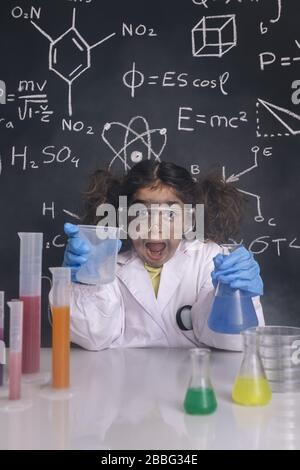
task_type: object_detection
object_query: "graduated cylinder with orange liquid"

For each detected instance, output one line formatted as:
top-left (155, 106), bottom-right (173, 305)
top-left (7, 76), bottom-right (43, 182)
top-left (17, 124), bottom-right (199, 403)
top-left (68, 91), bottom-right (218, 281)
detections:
top-left (49, 268), bottom-right (71, 389)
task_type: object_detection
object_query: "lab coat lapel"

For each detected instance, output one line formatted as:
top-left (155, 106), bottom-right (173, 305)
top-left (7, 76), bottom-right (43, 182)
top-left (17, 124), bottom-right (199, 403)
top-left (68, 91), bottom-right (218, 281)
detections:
top-left (116, 251), bottom-right (166, 332)
top-left (157, 242), bottom-right (190, 312)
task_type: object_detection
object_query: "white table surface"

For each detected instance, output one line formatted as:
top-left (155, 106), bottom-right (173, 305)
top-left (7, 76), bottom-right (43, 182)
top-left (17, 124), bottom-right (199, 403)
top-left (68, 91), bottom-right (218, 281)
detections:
top-left (0, 347), bottom-right (299, 450)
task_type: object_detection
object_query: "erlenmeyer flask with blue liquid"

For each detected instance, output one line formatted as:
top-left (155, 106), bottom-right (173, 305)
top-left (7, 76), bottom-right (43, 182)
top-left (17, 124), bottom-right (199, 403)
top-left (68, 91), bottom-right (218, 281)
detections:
top-left (208, 244), bottom-right (259, 334)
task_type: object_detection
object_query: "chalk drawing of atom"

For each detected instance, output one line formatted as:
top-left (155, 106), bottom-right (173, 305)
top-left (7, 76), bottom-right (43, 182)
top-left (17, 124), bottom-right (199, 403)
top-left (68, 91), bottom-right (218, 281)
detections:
top-left (101, 116), bottom-right (167, 173)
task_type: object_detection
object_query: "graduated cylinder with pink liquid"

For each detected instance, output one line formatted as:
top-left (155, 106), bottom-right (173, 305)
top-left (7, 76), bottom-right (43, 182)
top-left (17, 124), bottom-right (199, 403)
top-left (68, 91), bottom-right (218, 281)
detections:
top-left (7, 300), bottom-right (23, 400)
top-left (18, 233), bottom-right (43, 374)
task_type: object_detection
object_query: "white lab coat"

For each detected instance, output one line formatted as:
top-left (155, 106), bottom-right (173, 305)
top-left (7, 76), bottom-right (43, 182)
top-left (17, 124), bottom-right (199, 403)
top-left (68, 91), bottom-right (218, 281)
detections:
top-left (70, 239), bottom-right (264, 351)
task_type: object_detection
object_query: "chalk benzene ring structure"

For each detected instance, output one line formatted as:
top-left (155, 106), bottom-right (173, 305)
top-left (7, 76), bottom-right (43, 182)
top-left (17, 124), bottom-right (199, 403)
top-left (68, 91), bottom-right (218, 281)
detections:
top-left (31, 8), bottom-right (116, 116)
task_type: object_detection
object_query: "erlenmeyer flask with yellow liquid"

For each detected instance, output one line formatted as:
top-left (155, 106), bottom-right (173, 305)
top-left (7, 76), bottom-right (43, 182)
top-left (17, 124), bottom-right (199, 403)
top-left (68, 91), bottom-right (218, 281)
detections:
top-left (208, 244), bottom-right (259, 334)
top-left (232, 329), bottom-right (272, 406)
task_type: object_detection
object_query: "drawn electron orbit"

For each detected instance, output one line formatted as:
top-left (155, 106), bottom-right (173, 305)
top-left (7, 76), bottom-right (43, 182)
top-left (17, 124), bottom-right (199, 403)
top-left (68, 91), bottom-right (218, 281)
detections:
top-left (31, 8), bottom-right (116, 116)
top-left (102, 116), bottom-right (167, 173)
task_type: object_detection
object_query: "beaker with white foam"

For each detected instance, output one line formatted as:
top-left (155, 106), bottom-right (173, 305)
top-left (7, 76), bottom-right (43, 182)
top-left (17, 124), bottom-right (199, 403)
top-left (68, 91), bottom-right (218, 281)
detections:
top-left (76, 225), bottom-right (120, 285)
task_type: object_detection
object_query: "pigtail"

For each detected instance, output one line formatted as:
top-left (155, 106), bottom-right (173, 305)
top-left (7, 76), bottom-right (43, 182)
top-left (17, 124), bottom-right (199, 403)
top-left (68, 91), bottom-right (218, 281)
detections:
top-left (81, 169), bottom-right (121, 225)
top-left (197, 174), bottom-right (246, 244)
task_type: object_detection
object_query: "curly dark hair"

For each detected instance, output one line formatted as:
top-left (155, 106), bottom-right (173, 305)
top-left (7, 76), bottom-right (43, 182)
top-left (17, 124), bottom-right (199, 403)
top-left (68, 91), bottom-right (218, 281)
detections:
top-left (81, 160), bottom-right (246, 246)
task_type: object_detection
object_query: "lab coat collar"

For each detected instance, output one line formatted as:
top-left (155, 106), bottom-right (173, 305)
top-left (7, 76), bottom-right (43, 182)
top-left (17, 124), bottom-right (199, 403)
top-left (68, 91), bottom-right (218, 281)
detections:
top-left (116, 241), bottom-right (198, 327)
top-left (156, 241), bottom-right (192, 312)
top-left (116, 250), bottom-right (166, 332)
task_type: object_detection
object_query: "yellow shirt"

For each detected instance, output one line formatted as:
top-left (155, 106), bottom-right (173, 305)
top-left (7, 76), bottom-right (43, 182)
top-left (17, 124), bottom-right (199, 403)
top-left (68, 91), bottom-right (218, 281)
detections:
top-left (144, 263), bottom-right (162, 297)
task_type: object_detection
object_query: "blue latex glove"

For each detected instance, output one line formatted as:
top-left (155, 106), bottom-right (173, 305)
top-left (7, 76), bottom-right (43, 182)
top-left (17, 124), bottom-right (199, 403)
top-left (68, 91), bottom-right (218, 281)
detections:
top-left (63, 223), bottom-right (91, 282)
top-left (63, 223), bottom-right (122, 282)
top-left (211, 246), bottom-right (263, 297)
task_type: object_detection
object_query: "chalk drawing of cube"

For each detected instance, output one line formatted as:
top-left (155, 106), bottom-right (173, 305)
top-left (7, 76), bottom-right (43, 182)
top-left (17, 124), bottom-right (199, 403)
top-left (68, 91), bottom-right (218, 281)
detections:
top-left (192, 15), bottom-right (237, 58)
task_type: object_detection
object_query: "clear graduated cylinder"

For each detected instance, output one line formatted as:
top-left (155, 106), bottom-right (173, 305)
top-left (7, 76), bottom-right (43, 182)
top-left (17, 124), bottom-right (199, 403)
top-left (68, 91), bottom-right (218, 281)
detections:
top-left (208, 244), bottom-right (258, 334)
top-left (49, 267), bottom-right (71, 389)
top-left (232, 329), bottom-right (272, 406)
top-left (184, 348), bottom-right (217, 415)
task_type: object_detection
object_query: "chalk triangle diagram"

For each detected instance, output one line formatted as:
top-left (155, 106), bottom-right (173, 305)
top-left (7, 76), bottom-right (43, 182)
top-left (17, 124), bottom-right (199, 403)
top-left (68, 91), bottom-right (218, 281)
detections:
top-left (258, 99), bottom-right (300, 136)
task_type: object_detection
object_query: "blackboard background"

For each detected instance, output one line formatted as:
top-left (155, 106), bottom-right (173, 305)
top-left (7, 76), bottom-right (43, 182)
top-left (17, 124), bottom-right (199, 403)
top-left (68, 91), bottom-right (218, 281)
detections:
top-left (0, 0), bottom-right (299, 346)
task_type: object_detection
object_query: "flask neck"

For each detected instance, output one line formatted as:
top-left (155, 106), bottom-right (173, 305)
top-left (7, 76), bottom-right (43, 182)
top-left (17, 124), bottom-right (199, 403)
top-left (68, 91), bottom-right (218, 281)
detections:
top-left (239, 330), bottom-right (267, 379)
top-left (189, 349), bottom-right (212, 389)
top-left (243, 330), bottom-right (260, 353)
top-left (221, 243), bottom-right (242, 255)
top-left (215, 282), bottom-right (240, 296)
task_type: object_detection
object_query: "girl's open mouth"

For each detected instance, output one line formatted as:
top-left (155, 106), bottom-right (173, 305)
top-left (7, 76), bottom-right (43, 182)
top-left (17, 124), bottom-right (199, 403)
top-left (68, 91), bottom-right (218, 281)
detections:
top-left (145, 242), bottom-right (167, 260)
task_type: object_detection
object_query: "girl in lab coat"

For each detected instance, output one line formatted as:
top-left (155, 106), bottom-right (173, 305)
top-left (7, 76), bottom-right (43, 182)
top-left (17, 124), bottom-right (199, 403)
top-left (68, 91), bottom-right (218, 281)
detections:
top-left (64, 160), bottom-right (264, 351)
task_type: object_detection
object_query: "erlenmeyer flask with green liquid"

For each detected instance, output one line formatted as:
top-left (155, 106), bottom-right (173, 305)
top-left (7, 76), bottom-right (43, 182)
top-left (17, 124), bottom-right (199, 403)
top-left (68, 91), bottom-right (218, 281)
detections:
top-left (208, 244), bottom-right (259, 334)
top-left (183, 348), bottom-right (217, 415)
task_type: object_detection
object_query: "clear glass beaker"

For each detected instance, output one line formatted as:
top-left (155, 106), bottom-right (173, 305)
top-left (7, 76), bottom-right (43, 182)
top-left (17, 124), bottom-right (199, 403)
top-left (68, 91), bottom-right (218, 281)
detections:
top-left (254, 326), bottom-right (300, 393)
top-left (183, 348), bottom-right (217, 415)
top-left (208, 244), bottom-right (259, 334)
top-left (232, 329), bottom-right (272, 406)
